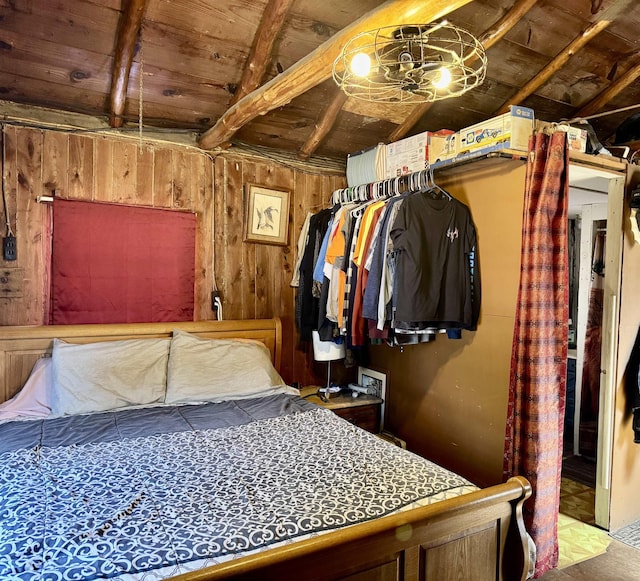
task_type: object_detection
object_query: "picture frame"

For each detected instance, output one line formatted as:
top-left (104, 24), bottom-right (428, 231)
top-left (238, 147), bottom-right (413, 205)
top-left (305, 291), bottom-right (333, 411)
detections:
top-left (357, 366), bottom-right (387, 429)
top-left (244, 183), bottom-right (291, 246)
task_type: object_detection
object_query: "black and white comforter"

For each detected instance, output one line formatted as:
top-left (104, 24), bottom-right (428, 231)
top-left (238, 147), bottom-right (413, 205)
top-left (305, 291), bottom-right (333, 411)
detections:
top-left (0, 394), bottom-right (476, 580)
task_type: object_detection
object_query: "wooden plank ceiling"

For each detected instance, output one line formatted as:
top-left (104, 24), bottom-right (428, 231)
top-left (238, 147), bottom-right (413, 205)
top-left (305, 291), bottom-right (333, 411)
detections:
top-left (1, 0), bottom-right (640, 162)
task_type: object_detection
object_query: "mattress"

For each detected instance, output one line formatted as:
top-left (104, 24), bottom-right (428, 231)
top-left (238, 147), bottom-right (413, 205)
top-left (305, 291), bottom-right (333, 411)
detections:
top-left (0, 394), bottom-right (477, 580)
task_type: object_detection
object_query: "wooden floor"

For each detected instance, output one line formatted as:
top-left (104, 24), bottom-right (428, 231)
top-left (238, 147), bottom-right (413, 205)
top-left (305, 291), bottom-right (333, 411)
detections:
top-left (539, 539), bottom-right (640, 579)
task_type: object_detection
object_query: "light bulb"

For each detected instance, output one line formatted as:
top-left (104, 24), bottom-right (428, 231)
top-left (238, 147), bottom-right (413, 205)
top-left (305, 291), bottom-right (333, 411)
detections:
top-left (433, 66), bottom-right (452, 89)
top-left (350, 52), bottom-right (371, 77)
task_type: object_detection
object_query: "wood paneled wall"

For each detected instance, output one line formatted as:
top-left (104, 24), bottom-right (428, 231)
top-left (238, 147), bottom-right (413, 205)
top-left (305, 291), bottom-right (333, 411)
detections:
top-left (0, 125), bottom-right (344, 386)
top-left (212, 155), bottom-right (346, 385)
top-left (0, 125), bottom-right (214, 326)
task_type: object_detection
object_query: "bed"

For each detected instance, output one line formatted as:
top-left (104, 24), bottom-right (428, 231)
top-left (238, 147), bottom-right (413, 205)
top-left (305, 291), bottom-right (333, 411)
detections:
top-left (0, 318), bottom-right (533, 581)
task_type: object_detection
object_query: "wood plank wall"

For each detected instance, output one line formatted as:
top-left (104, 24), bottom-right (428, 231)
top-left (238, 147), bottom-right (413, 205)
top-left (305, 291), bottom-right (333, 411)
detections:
top-left (212, 155), bottom-right (345, 385)
top-left (0, 125), bottom-right (344, 386)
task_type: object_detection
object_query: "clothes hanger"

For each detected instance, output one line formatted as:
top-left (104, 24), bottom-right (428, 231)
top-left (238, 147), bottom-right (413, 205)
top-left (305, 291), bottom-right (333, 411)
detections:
top-left (404, 169), bottom-right (425, 196)
top-left (425, 166), bottom-right (452, 200)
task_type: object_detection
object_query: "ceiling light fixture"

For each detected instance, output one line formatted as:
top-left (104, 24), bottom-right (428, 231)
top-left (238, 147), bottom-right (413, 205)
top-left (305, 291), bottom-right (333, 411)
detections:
top-left (350, 52), bottom-right (371, 77)
top-left (332, 21), bottom-right (487, 103)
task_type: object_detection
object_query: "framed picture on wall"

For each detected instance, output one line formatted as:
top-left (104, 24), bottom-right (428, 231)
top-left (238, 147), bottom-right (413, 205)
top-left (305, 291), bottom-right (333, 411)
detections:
top-left (358, 366), bottom-right (387, 429)
top-left (244, 183), bottom-right (291, 246)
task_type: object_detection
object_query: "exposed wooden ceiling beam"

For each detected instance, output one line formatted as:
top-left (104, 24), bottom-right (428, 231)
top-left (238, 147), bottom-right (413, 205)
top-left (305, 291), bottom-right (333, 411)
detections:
top-left (198, 0), bottom-right (475, 151)
top-left (299, 90), bottom-right (348, 159)
top-left (108, 0), bottom-right (148, 128)
top-left (229, 0), bottom-right (295, 107)
top-left (387, 0), bottom-right (539, 143)
top-left (575, 58), bottom-right (640, 119)
top-left (387, 103), bottom-right (434, 144)
top-left (476, 0), bottom-right (538, 49)
top-left (496, 20), bottom-right (610, 115)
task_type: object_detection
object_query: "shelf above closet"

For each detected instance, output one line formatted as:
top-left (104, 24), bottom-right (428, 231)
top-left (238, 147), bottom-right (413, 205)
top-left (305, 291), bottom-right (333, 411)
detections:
top-left (569, 150), bottom-right (627, 175)
top-left (432, 149), bottom-right (527, 179)
top-left (431, 147), bottom-right (627, 182)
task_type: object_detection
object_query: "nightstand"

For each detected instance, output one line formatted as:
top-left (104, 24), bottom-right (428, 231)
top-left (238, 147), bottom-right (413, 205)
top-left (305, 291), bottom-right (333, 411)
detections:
top-left (300, 386), bottom-right (383, 434)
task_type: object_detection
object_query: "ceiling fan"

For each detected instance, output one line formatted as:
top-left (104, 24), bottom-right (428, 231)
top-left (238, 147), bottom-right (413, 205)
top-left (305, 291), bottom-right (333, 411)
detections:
top-left (332, 22), bottom-right (487, 104)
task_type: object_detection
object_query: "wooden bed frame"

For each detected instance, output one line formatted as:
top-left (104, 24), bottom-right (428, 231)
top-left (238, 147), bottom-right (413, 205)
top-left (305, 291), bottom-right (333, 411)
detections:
top-left (0, 318), bottom-right (532, 581)
top-left (0, 318), bottom-right (282, 404)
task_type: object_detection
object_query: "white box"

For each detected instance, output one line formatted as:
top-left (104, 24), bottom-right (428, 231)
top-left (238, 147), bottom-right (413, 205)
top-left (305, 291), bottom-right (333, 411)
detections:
top-left (386, 130), bottom-right (454, 177)
top-left (536, 121), bottom-right (587, 152)
top-left (564, 126), bottom-right (587, 152)
top-left (428, 132), bottom-right (458, 164)
top-left (457, 106), bottom-right (535, 155)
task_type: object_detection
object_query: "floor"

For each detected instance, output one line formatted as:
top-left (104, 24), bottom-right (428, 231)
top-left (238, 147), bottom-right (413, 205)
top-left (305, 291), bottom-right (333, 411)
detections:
top-left (560, 454), bottom-right (595, 489)
top-left (538, 539), bottom-right (640, 580)
top-left (559, 477), bottom-right (595, 525)
top-left (537, 466), bottom-right (640, 579)
top-left (544, 366), bottom-right (640, 578)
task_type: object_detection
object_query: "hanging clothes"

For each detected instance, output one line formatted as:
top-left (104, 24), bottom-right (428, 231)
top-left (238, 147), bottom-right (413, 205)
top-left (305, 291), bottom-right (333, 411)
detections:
top-left (323, 205), bottom-right (350, 325)
top-left (351, 202), bottom-right (386, 346)
top-left (390, 192), bottom-right (480, 331)
top-left (296, 208), bottom-right (332, 341)
top-left (293, 169), bottom-right (481, 348)
top-left (361, 198), bottom-right (404, 334)
top-left (290, 212), bottom-right (313, 288)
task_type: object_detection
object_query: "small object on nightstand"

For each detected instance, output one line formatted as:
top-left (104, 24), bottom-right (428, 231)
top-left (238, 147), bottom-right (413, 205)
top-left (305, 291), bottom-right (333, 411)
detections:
top-left (300, 386), bottom-right (383, 433)
top-left (348, 382), bottom-right (377, 397)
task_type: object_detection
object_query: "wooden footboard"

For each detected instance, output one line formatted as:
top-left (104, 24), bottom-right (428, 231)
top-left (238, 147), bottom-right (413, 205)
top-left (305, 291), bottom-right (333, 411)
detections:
top-left (173, 476), bottom-right (532, 581)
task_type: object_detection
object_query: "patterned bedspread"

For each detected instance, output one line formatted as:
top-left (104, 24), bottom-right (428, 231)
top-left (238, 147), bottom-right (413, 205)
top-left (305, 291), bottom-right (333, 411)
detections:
top-left (0, 394), bottom-right (476, 580)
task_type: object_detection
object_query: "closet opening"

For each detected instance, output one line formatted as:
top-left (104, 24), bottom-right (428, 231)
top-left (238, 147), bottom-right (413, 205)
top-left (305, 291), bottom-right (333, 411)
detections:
top-left (561, 163), bottom-right (619, 528)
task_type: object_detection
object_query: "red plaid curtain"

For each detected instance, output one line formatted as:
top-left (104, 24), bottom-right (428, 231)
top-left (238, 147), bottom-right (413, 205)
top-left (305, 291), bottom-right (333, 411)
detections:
top-left (503, 131), bottom-right (569, 578)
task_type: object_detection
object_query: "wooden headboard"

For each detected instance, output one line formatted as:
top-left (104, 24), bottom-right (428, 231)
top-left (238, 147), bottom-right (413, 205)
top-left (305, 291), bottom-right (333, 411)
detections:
top-left (0, 318), bottom-right (282, 404)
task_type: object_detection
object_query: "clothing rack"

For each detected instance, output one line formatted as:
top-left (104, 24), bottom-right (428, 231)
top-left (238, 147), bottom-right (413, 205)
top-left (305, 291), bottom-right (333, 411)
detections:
top-left (331, 167), bottom-right (439, 205)
top-left (331, 149), bottom-right (531, 206)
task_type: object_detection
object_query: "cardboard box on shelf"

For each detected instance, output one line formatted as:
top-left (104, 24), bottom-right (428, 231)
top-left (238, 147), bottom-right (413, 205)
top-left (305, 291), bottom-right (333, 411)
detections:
top-left (536, 121), bottom-right (587, 152)
top-left (563, 126), bottom-right (587, 152)
top-left (457, 106), bottom-right (535, 156)
top-left (385, 129), bottom-right (454, 178)
top-left (429, 106), bottom-right (535, 169)
top-left (428, 132), bottom-right (458, 165)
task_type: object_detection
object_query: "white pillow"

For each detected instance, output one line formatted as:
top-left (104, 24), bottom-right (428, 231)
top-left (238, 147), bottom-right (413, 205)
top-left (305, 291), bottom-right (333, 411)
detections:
top-left (165, 330), bottom-right (294, 404)
top-left (51, 338), bottom-right (170, 417)
top-left (0, 358), bottom-right (53, 422)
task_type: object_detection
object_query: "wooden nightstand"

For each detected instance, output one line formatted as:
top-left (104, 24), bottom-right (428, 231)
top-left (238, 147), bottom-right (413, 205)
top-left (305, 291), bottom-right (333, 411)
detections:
top-left (300, 386), bottom-right (383, 434)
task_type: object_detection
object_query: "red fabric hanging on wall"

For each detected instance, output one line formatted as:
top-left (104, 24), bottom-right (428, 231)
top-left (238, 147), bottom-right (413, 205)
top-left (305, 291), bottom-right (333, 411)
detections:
top-left (503, 132), bottom-right (569, 578)
top-left (51, 199), bottom-right (196, 324)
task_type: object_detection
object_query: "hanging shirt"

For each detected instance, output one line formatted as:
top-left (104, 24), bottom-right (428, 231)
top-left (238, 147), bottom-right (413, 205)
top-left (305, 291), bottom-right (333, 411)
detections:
top-left (377, 201), bottom-right (404, 330)
top-left (341, 207), bottom-right (363, 336)
top-left (312, 216), bottom-right (333, 284)
top-left (353, 201), bottom-right (386, 270)
top-left (296, 208), bottom-right (332, 340)
top-left (390, 193), bottom-right (480, 331)
top-left (323, 206), bottom-right (350, 323)
top-left (362, 198), bottom-right (403, 322)
top-left (290, 212), bottom-right (313, 287)
top-left (351, 204), bottom-right (385, 346)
